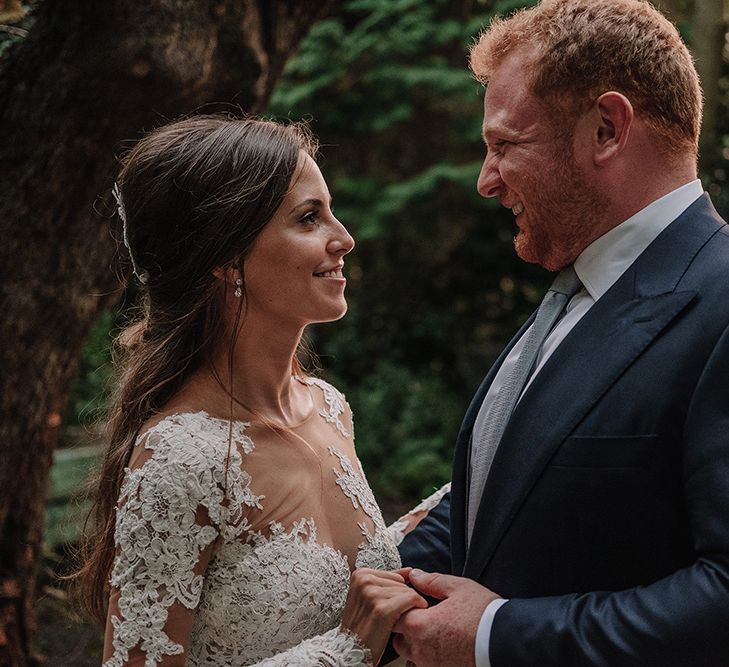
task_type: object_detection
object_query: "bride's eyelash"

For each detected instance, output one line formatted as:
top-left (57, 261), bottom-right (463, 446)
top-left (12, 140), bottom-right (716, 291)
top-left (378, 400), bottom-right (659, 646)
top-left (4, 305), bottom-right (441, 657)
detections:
top-left (299, 210), bottom-right (320, 226)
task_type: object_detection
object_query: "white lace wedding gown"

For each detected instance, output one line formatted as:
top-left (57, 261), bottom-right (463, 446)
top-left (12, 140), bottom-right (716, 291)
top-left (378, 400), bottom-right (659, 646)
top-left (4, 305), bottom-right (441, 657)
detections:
top-left (103, 377), bottom-right (449, 666)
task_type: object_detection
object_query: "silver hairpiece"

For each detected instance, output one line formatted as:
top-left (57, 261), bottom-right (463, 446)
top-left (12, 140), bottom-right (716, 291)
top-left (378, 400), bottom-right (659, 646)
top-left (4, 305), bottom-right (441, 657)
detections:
top-left (112, 183), bottom-right (149, 284)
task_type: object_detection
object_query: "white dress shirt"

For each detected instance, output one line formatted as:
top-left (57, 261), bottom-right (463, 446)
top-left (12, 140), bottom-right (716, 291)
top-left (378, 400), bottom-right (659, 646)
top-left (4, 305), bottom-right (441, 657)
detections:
top-left (473, 179), bottom-right (704, 667)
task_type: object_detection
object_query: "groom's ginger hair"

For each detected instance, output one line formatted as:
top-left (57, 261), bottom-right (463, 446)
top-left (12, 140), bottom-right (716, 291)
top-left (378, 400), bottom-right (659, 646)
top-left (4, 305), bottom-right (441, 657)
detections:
top-left (470, 0), bottom-right (702, 157)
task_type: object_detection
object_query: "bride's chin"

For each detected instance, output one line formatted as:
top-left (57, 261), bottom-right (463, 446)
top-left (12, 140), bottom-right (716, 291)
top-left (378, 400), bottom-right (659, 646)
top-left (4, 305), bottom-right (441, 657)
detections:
top-left (318, 303), bottom-right (349, 323)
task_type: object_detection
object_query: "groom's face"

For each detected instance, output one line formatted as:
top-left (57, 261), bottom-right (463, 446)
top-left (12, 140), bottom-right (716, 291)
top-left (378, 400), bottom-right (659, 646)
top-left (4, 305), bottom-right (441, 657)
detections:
top-left (477, 50), bottom-right (605, 271)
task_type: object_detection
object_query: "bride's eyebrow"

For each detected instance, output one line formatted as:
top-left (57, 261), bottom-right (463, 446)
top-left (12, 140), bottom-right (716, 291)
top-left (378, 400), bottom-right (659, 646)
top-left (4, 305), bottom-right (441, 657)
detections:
top-left (288, 197), bottom-right (333, 215)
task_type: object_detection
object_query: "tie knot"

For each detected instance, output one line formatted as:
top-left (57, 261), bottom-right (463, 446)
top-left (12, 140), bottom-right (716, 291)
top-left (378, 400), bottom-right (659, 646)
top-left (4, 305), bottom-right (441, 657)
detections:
top-left (549, 265), bottom-right (582, 298)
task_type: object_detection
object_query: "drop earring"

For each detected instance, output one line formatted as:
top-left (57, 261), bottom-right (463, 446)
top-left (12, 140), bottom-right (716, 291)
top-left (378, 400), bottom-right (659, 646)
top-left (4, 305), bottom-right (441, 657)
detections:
top-left (234, 278), bottom-right (243, 298)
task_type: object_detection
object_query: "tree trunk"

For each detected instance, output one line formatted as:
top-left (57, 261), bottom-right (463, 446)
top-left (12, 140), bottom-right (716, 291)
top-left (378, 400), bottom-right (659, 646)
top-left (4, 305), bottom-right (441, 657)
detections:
top-left (0, 1), bottom-right (333, 664)
top-left (650, 1), bottom-right (725, 168)
top-left (694, 0), bottom-right (725, 168)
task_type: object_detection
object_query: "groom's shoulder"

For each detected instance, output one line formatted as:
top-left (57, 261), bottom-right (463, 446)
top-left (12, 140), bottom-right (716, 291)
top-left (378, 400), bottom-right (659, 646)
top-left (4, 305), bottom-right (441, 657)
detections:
top-left (667, 197), bottom-right (729, 283)
top-left (687, 211), bottom-right (729, 280)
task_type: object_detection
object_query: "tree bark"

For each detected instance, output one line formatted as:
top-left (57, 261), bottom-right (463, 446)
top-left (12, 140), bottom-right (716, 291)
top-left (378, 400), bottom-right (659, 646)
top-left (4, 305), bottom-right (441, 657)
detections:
top-left (694, 0), bottom-right (726, 168)
top-left (656, 0), bottom-right (726, 167)
top-left (0, 1), bottom-right (333, 664)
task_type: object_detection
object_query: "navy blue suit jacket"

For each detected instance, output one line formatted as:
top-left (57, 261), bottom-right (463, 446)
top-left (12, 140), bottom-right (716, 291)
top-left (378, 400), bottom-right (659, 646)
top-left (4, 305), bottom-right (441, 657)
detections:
top-left (399, 194), bottom-right (729, 665)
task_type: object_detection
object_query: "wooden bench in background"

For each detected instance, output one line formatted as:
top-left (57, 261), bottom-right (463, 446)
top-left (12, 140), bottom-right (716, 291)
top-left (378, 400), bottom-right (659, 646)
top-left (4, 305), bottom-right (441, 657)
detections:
top-left (45, 430), bottom-right (103, 550)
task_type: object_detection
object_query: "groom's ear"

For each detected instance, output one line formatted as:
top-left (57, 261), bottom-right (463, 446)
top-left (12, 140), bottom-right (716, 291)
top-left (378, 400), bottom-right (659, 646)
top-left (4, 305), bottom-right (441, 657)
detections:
top-left (590, 91), bottom-right (634, 166)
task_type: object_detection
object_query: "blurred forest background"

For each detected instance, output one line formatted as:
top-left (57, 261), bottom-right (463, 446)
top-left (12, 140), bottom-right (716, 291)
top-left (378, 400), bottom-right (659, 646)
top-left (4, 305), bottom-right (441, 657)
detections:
top-left (1, 0), bottom-right (727, 664)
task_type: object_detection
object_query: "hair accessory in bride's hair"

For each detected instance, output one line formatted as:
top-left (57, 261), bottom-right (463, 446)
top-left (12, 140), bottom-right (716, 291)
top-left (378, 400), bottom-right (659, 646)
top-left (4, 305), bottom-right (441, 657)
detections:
top-left (112, 183), bottom-right (149, 284)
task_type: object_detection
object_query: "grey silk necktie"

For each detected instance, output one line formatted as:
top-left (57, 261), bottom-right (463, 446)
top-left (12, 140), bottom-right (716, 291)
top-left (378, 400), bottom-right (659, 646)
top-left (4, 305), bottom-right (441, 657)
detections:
top-left (466, 266), bottom-right (583, 545)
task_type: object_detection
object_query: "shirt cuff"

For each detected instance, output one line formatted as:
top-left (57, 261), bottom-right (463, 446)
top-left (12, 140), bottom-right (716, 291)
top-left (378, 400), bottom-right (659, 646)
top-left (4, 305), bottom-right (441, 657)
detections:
top-left (475, 598), bottom-right (509, 667)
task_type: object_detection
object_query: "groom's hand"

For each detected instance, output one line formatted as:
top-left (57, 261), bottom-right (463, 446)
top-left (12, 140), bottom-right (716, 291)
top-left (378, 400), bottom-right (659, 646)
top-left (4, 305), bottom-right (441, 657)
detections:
top-left (391, 569), bottom-right (500, 667)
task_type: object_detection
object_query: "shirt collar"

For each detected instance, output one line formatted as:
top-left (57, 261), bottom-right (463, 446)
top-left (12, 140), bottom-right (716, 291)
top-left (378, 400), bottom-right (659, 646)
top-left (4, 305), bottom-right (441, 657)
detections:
top-left (574, 179), bottom-right (704, 301)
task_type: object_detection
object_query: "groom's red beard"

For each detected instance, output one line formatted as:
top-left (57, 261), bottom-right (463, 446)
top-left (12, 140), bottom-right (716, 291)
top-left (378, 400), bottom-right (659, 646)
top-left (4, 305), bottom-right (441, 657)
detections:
top-left (514, 148), bottom-right (610, 272)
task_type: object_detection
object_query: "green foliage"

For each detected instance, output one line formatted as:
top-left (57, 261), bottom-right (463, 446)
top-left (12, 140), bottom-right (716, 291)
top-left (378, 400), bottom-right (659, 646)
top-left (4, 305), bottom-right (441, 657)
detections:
top-left (334, 361), bottom-right (462, 502)
top-left (45, 445), bottom-right (101, 548)
top-left (703, 61), bottom-right (729, 216)
top-left (66, 309), bottom-right (115, 428)
top-left (65, 0), bottom-right (546, 502)
top-left (66, 0), bottom-right (729, 507)
top-left (269, 0), bottom-right (541, 500)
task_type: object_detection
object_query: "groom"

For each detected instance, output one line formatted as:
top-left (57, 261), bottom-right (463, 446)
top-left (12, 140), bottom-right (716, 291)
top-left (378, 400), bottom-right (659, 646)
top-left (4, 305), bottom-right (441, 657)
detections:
top-left (392, 1), bottom-right (729, 665)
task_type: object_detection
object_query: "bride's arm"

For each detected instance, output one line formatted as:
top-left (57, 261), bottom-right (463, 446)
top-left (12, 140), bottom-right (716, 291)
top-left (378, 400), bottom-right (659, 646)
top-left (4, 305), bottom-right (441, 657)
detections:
top-left (102, 432), bottom-right (226, 667)
top-left (103, 425), bottom-right (425, 667)
top-left (242, 569), bottom-right (425, 667)
top-left (386, 483), bottom-right (451, 546)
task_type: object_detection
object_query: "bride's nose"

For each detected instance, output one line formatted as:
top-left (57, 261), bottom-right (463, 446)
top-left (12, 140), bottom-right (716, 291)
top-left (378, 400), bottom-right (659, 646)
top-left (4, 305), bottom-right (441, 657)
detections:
top-left (327, 217), bottom-right (355, 255)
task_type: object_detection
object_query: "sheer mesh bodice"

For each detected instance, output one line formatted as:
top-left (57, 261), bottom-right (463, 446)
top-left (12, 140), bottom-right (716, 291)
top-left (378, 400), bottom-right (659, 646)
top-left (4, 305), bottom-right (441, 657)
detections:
top-left (103, 378), bottom-right (447, 666)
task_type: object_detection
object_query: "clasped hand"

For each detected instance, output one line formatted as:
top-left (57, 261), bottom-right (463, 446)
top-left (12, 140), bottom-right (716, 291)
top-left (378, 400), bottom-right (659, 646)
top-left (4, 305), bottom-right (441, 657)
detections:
top-left (341, 567), bottom-right (427, 664)
top-left (342, 566), bottom-right (500, 667)
top-left (392, 569), bottom-right (501, 667)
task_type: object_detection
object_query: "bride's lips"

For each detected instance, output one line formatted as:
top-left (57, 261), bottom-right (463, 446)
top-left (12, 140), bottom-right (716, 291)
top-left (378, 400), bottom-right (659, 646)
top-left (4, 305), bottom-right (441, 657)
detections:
top-left (313, 264), bottom-right (345, 281)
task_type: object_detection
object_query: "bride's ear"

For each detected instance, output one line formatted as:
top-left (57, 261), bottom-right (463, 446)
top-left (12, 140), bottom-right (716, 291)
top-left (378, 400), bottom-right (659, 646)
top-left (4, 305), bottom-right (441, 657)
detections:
top-left (212, 263), bottom-right (242, 290)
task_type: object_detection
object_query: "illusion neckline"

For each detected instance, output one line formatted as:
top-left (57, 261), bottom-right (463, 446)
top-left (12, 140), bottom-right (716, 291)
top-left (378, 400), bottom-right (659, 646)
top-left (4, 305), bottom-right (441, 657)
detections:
top-left (145, 376), bottom-right (324, 436)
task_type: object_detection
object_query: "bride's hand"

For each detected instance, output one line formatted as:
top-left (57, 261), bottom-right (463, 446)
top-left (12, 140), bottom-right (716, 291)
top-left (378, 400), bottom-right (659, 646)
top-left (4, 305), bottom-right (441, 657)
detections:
top-left (341, 567), bottom-right (428, 664)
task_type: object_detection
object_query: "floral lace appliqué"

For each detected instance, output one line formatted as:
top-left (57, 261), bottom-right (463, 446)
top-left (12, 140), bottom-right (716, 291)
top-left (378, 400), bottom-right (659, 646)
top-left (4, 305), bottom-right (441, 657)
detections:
top-left (329, 446), bottom-right (382, 525)
top-left (104, 413), bottom-right (260, 667)
top-left (328, 446), bottom-right (401, 572)
top-left (387, 482), bottom-right (451, 546)
top-left (106, 411), bottom-right (389, 666)
top-left (189, 518), bottom-right (362, 664)
top-left (298, 376), bottom-right (351, 438)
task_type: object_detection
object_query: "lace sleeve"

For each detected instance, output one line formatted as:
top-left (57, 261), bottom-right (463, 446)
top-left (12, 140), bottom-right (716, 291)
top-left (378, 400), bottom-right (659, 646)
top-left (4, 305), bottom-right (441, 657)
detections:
top-left (387, 483), bottom-right (451, 546)
top-left (104, 449), bottom-right (213, 664)
top-left (238, 626), bottom-right (372, 666)
top-left (103, 425), bottom-right (254, 667)
top-left (104, 419), bottom-right (376, 667)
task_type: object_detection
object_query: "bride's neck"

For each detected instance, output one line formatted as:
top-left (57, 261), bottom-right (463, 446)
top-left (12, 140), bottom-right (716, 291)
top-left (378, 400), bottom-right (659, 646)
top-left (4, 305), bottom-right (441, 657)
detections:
top-left (183, 314), bottom-right (309, 424)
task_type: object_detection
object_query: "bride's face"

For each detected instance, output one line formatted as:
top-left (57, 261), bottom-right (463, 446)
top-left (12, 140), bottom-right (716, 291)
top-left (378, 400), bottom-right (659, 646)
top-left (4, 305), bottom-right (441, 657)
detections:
top-left (242, 152), bottom-right (355, 327)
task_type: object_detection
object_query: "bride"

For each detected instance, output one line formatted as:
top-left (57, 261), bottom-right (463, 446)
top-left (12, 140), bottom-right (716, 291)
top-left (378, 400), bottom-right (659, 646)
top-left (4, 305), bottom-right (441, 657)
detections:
top-left (76, 115), bottom-right (448, 666)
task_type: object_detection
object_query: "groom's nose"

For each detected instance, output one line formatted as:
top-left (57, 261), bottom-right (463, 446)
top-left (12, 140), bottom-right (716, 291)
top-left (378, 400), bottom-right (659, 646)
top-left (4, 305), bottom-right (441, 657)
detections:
top-left (477, 154), bottom-right (502, 198)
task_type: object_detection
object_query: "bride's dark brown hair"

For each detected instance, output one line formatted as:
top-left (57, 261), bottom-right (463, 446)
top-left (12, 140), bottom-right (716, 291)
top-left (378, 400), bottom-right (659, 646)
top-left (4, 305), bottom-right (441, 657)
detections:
top-left (75, 114), bottom-right (317, 625)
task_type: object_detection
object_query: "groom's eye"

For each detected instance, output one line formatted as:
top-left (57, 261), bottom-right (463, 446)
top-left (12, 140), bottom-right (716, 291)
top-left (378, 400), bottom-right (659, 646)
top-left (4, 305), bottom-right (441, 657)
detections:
top-left (486, 139), bottom-right (509, 155)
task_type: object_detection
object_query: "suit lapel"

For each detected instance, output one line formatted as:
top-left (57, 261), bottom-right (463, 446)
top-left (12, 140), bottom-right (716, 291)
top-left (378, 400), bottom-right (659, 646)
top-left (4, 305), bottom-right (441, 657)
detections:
top-left (462, 285), bottom-right (696, 579)
top-left (461, 194), bottom-right (724, 580)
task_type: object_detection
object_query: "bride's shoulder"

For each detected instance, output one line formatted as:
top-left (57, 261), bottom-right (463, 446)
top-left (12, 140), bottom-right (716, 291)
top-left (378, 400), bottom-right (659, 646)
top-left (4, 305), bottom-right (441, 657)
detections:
top-left (128, 410), bottom-right (253, 470)
top-left (296, 375), bottom-right (354, 438)
top-left (120, 411), bottom-right (260, 537)
top-left (295, 374), bottom-right (346, 397)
